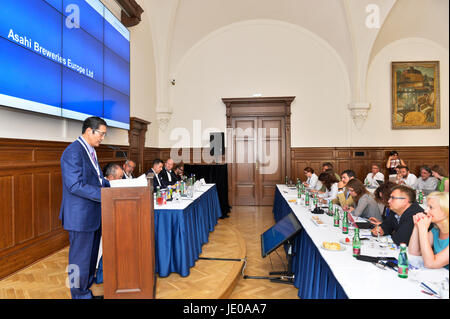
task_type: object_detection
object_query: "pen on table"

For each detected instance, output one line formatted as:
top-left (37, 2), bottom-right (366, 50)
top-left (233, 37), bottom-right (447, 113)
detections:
top-left (421, 290), bottom-right (439, 298)
top-left (421, 282), bottom-right (439, 295)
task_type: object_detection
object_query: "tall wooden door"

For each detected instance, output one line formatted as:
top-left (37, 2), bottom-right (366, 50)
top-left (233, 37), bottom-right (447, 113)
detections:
top-left (224, 96), bottom-right (295, 207)
top-left (231, 116), bottom-right (286, 206)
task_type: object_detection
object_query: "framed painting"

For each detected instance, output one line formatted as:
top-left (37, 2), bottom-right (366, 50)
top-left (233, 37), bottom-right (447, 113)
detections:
top-left (391, 61), bottom-right (440, 129)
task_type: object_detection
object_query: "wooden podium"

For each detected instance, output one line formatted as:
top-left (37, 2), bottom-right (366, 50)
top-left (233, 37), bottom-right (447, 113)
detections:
top-left (101, 175), bottom-right (156, 299)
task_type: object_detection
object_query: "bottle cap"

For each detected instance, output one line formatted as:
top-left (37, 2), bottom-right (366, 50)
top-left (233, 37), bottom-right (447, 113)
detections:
top-left (400, 243), bottom-right (407, 247)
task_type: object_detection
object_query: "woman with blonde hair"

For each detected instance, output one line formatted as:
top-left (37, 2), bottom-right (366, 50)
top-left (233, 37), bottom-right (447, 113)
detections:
top-left (408, 192), bottom-right (449, 269)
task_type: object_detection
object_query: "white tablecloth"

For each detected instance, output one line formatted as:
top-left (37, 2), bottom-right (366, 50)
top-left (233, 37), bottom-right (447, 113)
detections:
top-left (155, 184), bottom-right (215, 210)
top-left (277, 184), bottom-right (448, 299)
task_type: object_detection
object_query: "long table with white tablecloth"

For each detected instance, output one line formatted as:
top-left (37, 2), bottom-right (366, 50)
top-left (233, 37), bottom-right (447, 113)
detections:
top-left (273, 184), bottom-right (448, 299)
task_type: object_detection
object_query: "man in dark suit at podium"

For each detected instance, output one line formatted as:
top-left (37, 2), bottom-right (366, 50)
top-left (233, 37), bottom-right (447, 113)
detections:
top-left (161, 158), bottom-right (178, 186)
top-left (146, 159), bottom-right (167, 190)
top-left (60, 116), bottom-right (109, 299)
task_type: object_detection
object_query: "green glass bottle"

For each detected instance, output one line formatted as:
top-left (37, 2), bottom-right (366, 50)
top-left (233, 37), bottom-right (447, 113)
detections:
top-left (305, 192), bottom-right (310, 206)
top-left (342, 211), bottom-right (349, 234)
top-left (285, 176), bottom-right (289, 185)
top-left (328, 200), bottom-right (333, 214)
top-left (418, 190), bottom-right (423, 204)
top-left (180, 180), bottom-right (185, 195)
top-left (297, 184), bottom-right (301, 199)
top-left (352, 228), bottom-right (361, 257)
top-left (398, 243), bottom-right (409, 279)
top-left (334, 207), bottom-right (340, 227)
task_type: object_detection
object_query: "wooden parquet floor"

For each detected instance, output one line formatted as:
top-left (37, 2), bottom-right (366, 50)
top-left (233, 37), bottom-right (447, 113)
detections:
top-left (0, 206), bottom-right (299, 299)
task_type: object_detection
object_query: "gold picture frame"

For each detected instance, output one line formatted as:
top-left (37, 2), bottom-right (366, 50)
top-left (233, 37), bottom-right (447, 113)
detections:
top-left (391, 61), bottom-right (440, 129)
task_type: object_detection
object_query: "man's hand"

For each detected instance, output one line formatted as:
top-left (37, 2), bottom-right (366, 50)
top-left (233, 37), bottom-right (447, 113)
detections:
top-left (369, 217), bottom-right (381, 225)
top-left (371, 225), bottom-right (384, 237)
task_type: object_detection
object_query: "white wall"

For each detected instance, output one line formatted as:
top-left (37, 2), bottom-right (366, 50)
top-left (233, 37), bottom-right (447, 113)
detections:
top-left (129, 10), bottom-right (158, 147)
top-left (360, 38), bottom-right (449, 146)
top-left (164, 20), bottom-right (352, 149)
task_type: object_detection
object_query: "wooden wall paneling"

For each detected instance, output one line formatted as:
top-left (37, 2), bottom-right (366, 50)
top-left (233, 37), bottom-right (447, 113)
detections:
top-left (14, 173), bottom-right (34, 244)
top-left (0, 176), bottom-right (13, 251)
top-left (290, 146), bottom-right (449, 183)
top-left (34, 172), bottom-right (51, 237)
top-left (129, 118), bottom-right (150, 176)
top-left (51, 171), bottom-right (63, 231)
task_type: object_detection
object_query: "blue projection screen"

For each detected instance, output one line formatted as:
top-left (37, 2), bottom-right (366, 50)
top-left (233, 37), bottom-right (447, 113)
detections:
top-left (0, 0), bottom-right (130, 129)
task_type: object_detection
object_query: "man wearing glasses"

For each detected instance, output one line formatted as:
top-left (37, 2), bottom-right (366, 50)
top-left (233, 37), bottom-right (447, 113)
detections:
top-left (60, 116), bottom-right (109, 299)
top-left (122, 160), bottom-right (136, 179)
top-left (370, 185), bottom-right (424, 246)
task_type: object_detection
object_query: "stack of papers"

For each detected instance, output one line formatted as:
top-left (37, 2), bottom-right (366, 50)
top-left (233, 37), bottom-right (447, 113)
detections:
top-left (109, 174), bottom-right (149, 188)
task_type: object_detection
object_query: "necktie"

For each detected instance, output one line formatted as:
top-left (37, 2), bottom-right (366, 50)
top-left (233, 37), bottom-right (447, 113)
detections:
top-left (91, 150), bottom-right (97, 165)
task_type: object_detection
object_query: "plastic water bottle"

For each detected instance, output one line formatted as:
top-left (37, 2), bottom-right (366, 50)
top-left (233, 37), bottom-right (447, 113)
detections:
top-left (156, 186), bottom-right (162, 206)
top-left (398, 243), bottom-right (409, 279)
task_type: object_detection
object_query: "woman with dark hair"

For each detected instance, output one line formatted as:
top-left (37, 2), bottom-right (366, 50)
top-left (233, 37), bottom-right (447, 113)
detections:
top-left (431, 165), bottom-right (449, 192)
top-left (303, 167), bottom-right (322, 191)
top-left (373, 181), bottom-right (397, 223)
top-left (345, 179), bottom-right (382, 220)
top-left (386, 150), bottom-right (406, 179)
top-left (317, 172), bottom-right (339, 201)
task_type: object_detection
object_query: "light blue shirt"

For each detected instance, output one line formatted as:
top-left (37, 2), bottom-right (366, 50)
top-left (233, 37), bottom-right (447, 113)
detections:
top-left (431, 227), bottom-right (449, 270)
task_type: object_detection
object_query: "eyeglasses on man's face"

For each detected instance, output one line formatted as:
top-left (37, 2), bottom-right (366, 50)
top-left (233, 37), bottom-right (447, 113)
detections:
top-left (389, 196), bottom-right (406, 200)
top-left (94, 129), bottom-right (107, 137)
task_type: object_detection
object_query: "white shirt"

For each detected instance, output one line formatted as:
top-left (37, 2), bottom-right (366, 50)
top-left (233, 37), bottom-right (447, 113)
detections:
top-left (365, 172), bottom-right (385, 188)
top-left (398, 173), bottom-right (418, 187)
top-left (151, 168), bottom-right (162, 186)
top-left (306, 173), bottom-right (322, 191)
top-left (166, 170), bottom-right (172, 182)
top-left (124, 172), bottom-right (133, 179)
top-left (319, 183), bottom-right (339, 201)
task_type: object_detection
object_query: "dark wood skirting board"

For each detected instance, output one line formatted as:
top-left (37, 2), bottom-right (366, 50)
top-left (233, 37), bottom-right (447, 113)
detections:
top-left (0, 137), bottom-right (129, 280)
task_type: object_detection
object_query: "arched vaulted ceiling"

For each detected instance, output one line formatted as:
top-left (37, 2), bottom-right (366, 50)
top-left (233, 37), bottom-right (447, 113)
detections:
top-left (138, 0), bottom-right (447, 110)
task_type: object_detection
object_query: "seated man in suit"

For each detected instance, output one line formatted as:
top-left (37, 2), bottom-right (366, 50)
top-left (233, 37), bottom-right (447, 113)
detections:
top-left (174, 164), bottom-right (185, 181)
top-left (161, 158), bottom-right (178, 186)
top-left (122, 160), bottom-right (136, 179)
top-left (146, 159), bottom-right (167, 190)
top-left (371, 185), bottom-right (424, 246)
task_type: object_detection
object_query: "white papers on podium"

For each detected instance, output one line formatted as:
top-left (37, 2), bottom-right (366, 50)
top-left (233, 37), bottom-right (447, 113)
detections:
top-left (109, 174), bottom-right (148, 188)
